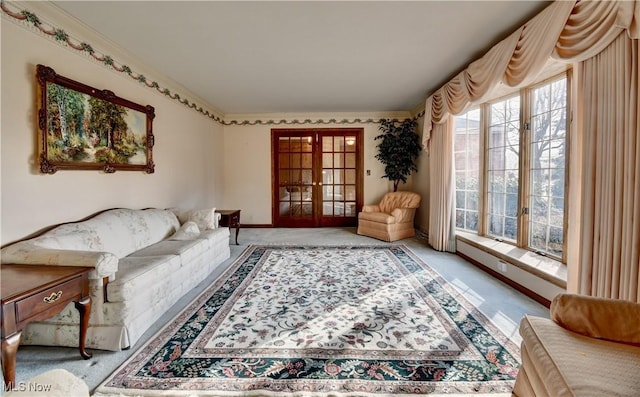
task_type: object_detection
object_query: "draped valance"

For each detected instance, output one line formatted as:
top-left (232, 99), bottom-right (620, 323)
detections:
top-left (422, 0), bottom-right (640, 149)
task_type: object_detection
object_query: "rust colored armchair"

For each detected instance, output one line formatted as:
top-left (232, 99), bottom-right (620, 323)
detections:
top-left (357, 191), bottom-right (421, 242)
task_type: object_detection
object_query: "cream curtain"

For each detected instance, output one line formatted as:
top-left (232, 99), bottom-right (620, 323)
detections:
top-left (428, 120), bottom-right (456, 252)
top-left (577, 33), bottom-right (640, 302)
top-left (422, 0), bottom-right (639, 302)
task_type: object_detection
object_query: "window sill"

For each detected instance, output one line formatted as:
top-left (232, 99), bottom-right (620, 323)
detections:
top-left (456, 231), bottom-right (567, 289)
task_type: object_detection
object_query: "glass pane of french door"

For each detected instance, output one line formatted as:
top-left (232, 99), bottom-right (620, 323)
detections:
top-left (277, 134), bottom-right (314, 224)
top-left (321, 134), bottom-right (357, 220)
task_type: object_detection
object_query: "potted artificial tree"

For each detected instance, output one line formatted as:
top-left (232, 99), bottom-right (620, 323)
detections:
top-left (374, 118), bottom-right (422, 191)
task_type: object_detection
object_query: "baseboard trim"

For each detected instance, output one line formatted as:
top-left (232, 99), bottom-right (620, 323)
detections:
top-left (457, 251), bottom-right (551, 308)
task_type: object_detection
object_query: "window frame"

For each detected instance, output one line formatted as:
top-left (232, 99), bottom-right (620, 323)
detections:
top-left (483, 93), bottom-right (522, 243)
top-left (457, 71), bottom-right (570, 263)
top-left (454, 109), bottom-right (482, 233)
top-left (522, 73), bottom-right (571, 262)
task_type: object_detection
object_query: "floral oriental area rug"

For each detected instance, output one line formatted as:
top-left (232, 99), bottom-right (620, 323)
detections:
top-left (94, 245), bottom-right (520, 397)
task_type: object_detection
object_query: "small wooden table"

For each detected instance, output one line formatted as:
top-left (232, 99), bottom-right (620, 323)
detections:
top-left (1, 264), bottom-right (93, 390)
top-left (216, 209), bottom-right (241, 245)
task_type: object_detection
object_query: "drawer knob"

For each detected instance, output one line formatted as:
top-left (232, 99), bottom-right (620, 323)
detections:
top-left (43, 291), bottom-right (62, 303)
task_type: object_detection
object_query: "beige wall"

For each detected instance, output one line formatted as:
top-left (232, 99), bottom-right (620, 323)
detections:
top-left (1, 2), bottom-right (428, 243)
top-left (411, 115), bottom-right (430, 232)
top-left (1, 19), bottom-right (224, 245)
top-left (221, 114), bottom-right (417, 225)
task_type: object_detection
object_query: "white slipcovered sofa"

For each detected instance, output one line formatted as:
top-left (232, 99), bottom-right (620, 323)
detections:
top-left (0, 208), bottom-right (230, 351)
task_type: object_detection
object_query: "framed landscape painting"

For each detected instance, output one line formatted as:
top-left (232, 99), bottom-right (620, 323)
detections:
top-left (36, 64), bottom-right (155, 173)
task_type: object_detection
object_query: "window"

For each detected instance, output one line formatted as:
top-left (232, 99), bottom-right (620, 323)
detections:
top-left (528, 78), bottom-right (567, 257)
top-left (454, 74), bottom-right (569, 261)
top-left (454, 109), bottom-right (480, 232)
top-left (487, 95), bottom-right (520, 241)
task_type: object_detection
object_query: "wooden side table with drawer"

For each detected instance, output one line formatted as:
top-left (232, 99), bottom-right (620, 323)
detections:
top-left (0, 264), bottom-right (93, 390)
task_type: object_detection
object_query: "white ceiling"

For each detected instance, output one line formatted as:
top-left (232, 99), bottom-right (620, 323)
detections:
top-left (52, 1), bottom-right (550, 115)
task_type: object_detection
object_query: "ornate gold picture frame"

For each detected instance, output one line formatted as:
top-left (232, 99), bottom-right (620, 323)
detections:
top-left (36, 64), bottom-right (155, 173)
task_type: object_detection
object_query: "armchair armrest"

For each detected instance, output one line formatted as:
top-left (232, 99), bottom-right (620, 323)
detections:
top-left (391, 208), bottom-right (417, 223)
top-left (550, 293), bottom-right (640, 346)
top-left (362, 205), bottom-right (381, 213)
top-left (1, 243), bottom-right (118, 280)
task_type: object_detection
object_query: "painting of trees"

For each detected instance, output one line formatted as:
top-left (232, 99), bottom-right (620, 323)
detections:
top-left (37, 64), bottom-right (155, 173)
top-left (46, 84), bottom-right (142, 164)
top-left (87, 97), bottom-right (140, 163)
top-left (88, 97), bottom-right (127, 148)
top-left (46, 83), bottom-right (87, 160)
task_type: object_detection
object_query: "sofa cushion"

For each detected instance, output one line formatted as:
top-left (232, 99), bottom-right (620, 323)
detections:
top-left (167, 207), bottom-right (192, 224)
top-left (32, 229), bottom-right (98, 251)
top-left (358, 211), bottom-right (395, 224)
top-left (520, 315), bottom-right (640, 397)
top-left (197, 227), bottom-right (230, 248)
top-left (128, 239), bottom-right (208, 264)
top-left (107, 255), bottom-right (181, 302)
top-left (188, 208), bottom-right (217, 230)
top-left (378, 191), bottom-right (421, 214)
top-left (23, 209), bottom-right (180, 258)
top-left (550, 294), bottom-right (640, 346)
top-left (169, 221), bottom-right (201, 240)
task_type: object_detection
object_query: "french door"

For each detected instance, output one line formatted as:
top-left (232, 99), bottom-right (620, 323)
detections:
top-left (272, 128), bottom-right (363, 227)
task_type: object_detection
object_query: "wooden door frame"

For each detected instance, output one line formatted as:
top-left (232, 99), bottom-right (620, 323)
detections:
top-left (271, 128), bottom-right (364, 227)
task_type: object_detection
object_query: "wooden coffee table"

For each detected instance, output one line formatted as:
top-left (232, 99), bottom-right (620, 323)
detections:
top-left (1, 264), bottom-right (93, 390)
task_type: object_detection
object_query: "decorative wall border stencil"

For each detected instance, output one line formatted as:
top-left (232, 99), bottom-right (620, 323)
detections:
top-left (37, 64), bottom-right (155, 173)
top-left (2, 0), bottom-right (424, 127)
top-left (223, 114), bottom-right (425, 127)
